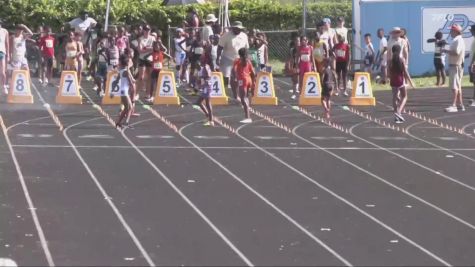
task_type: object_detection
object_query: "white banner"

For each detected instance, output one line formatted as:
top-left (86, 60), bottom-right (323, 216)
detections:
top-left (421, 7), bottom-right (475, 53)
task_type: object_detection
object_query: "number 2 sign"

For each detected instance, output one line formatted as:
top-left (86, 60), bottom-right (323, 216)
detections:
top-left (299, 72), bottom-right (322, 106)
top-left (56, 71), bottom-right (82, 104)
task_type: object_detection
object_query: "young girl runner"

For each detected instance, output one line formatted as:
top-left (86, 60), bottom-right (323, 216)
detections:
top-left (312, 33), bottom-right (327, 75)
top-left (94, 38), bottom-right (108, 96)
top-left (334, 34), bottom-right (350, 96)
top-left (287, 36), bottom-right (300, 99)
top-left (297, 36), bottom-right (315, 95)
top-left (233, 48), bottom-right (256, 124)
top-left (146, 41), bottom-right (173, 102)
top-left (321, 58), bottom-right (336, 118)
top-left (427, 31), bottom-right (447, 86)
top-left (363, 33), bottom-right (375, 73)
top-left (108, 36), bottom-right (120, 71)
top-left (389, 44), bottom-right (413, 123)
top-left (196, 53), bottom-right (214, 126)
top-left (256, 34), bottom-right (269, 72)
top-left (74, 32), bottom-right (85, 86)
top-left (115, 54), bottom-right (135, 129)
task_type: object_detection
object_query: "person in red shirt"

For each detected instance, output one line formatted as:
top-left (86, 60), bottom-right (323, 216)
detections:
top-left (146, 41), bottom-right (173, 102)
top-left (38, 26), bottom-right (55, 86)
top-left (233, 48), bottom-right (255, 123)
top-left (333, 34), bottom-right (350, 96)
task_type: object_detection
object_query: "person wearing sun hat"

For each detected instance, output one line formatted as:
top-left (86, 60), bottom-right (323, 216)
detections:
top-left (217, 21), bottom-right (249, 99)
top-left (387, 27), bottom-right (408, 69)
top-left (468, 24), bottom-right (475, 107)
top-left (443, 23), bottom-right (466, 112)
top-left (202, 14), bottom-right (218, 45)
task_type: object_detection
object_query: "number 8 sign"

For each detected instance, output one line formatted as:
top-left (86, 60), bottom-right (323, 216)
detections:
top-left (7, 70), bottom-right (33, 103)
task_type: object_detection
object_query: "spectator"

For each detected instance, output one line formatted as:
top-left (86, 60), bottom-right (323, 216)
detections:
top-left (202, 14), bottom-right (218, 45)
top-left (0, 18), bottom-right (10, 94)
top-left (363, 33), bottom-right (375, 74)
top-left (387, 27), bottom-right (408, 69)
top-left (443, 24), bottom-right (466, 112)
top-left (334, 16), bottom-right (348, 44)
top-left (427, 31), bottom-right (447, 86)
top-left (67, 11), bottom-right (97, 75)
top-left (186, 7), bottom-right (200, 31)
top-left (401, 28), bottom-right (411, 65)
top-left (217, 21), bottom-right (249, 99)
top-left (469, 25), bottom-right (475, 107)
top-left (376, 28), bottom-right (388, 84)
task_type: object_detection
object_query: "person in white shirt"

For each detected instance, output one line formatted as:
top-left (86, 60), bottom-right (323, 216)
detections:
top-left (334, 17), bottom-right (349, 44)
top-left (217, 21), bottom-right (249, 99)
top-left (363, 33), bottom-right (375, 73)
top-left (386, 27), bottom-right (408, 69)
top-left (376, 28), bottom-right (388, 84)
top-left (443, 24), bottom-right (466, 112)
top-left (137, 24), bottom-right (156, 97)
top-left (0, 18), bottom-right (10, 94)
top-left (202, 14), bottom-right (217, 46)
top-left (469, 25), bottom-right (475, 107)
top-left (8, 24), bottom-right (33, 91)
top-left (68, 11), bottom-right (97, 74)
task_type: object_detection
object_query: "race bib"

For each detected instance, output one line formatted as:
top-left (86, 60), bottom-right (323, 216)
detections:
top-left (300, 54), bottom-right (310, 62)
top-left (153, 62), bottom-right (162, 69)
top-left (194, 47), bottom-right (204, 55)
top-left (66, 50), bottom-right (77, 58)
top-left (45, 40), bottom-right (54, 48)
top-left (336, 49), bottom-right (345, 58)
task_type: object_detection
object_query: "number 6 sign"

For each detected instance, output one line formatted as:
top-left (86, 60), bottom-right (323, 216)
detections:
top-left (8, 70), bottom-right (33, 103)
top-left (56, 71), bottom-right (82, 104)
top-left (299, 72), bottom-right (322, 106)
top-left (350, 72), bottom-right (375, 106)
top-left (153, 71), bottom-right (180, 105)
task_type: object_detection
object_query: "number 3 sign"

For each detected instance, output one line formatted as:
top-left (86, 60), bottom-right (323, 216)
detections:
top-left (153, 71), bottom-right (180, 105)
top-left (252, 71), bottom-right (278, 105)
top-left (350, 72), bottom-right (375, 106)
top-left (56, 71), bottom-right (82, 104)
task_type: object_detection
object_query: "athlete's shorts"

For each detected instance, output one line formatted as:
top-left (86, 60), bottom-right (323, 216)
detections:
top-left (138, 58), bottom-right (152, 68)
top-left (336, 61), bottom-right (348, 74)
top-left (8, 57), bottom-right (28, 70)
top-left (434, 58), bottom-right (445, 72)
top-left (220, 56), bottom-right (235, 78)
top-left (96, 62), bottom-right (107, 80)
top-left (299, 63), bottom-right (312, 75)
top-left (237, 78), bottom-right (252, 93)
top-left (449, 65), bottom-right (463, 91)
top-left (470, 71), bottom-right (475, 84)
top-left (175, 52), bottom-right (186, 66)
top-left (0, 51), bottom-right (5, 60)
top-left (42, 57), bottom-right (54, 68)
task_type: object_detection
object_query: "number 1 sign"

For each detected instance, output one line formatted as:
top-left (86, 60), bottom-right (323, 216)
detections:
top-left (8, 70), bottom-right (33, 103)
top-left (299, 72), bottom-right (322, 106)
top-left (153, 71), bottom-right (180, 105)
top-left (56, 71), bottom-right (82, 104)
top-left (350, 72), bottom-right (375, 106)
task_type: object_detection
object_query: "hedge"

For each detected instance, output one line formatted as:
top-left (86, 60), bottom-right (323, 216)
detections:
top-left (0, 0), bottom-right (351, 32)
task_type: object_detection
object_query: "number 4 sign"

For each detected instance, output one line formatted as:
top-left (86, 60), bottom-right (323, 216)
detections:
top-left (252, 71), bottom-right (278, 105)
top-left (209, 72), bottom-right (228, 105)
top-left (350, 72), bottom-right (375, 106)
top-left (56, 71), bottom-right (82, 104)
top-left (153, 71), bottom-right (180, 105)
top-left (8, 70), bottom-right (33, 103)
top-left (299, 72), bottom-right (322, 106)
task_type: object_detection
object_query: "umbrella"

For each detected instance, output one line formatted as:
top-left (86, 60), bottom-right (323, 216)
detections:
top-left (162, 0), bottom-right (206, 5)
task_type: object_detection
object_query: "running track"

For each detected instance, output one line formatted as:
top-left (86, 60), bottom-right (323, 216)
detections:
top-left (0, 75), bottom-right (474, 266)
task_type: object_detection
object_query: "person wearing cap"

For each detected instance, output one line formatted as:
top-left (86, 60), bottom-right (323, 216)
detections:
top-left (217, 21), bottom-right (249, 99)
top-left (443, 23), bottom-right (466, 112)
top-left (469, 25), bottom-right (475, 107)
top-left (202, 14), bottom-right (217, 46)
top-left (318, 18), bottom-right (336, 51)
top-left (137, 24), bottom-right (156, 98)
top-left (334, 16), bottom-right (348, 44)
top-left (387, 27), bottom-right (408, 69)
top-left (0, 18), bottom-right (9, 94)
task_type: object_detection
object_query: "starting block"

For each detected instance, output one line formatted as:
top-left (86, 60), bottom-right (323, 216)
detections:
top-left (56, 71), bottom-right (82, 104)
top-left (209, 72), bottom-right (228, 105)
top-left (7, 70), bottom-right (33, 103)
top-left (153, 70), bottom-right (180, 105)
top-left (251, 71), bottom-right (278, 105)
top-left (298, 72), bottom-right (321, 106)
top-left (102, 70), bottom-right (121, 105)
top-left (350, 72), bottom-right (375, 106)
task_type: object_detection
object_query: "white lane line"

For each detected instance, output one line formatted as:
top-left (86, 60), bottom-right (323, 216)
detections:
top-left (437, 137), bottom-right (460, 141)
top-left (255, 136), bottom-right (289, 140)
top-left (348, 119), bottom-right (475, 192)
top-left (311, 137), bottom-right (347, 140)
top-left (119, 128), bottom-right (254, 267)
top-left (193, 135), bottom-right (230, 139)
top-left (62, 117), bottom-right (156, 266)
top-left (135, 135), bottom-right (175, 139)
top-left (23, 123), bottom-right (57, 126)
top-left (177, 122), bottom-right (352, 267)
top-left (232, 117), bottom-right (451, 266)
top-left (17, 134), bottom-right (35, 138)
top-left (78, 134), bottom-right (114, 139)
top-left (370, 136), bottom-right (409, 141)
top-left (83, 87), bottom-right (253, 266)
top-left (0, 258), bottom-right (17, 267)
top-left (0, 116), bottom-right (55, 267)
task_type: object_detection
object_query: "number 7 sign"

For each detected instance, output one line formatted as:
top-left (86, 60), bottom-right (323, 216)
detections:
top-left (56, 71), bottom-right (82, 104)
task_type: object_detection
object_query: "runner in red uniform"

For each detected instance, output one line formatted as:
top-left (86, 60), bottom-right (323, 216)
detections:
top-left (297, 36), bottom-right (315, 95)
top-left (233, 48), bottom-right (255, 123)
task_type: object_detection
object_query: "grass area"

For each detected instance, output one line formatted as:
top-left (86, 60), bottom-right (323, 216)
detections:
top-left (372, 76), bottom-right (473, 91)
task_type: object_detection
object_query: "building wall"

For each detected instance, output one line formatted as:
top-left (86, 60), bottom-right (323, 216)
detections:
top-left (355, 0), bottom-right (475, 75)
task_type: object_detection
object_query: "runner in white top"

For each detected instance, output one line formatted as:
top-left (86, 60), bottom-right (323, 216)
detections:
top-left (8, 24), bottom-right (33, 90)
top-left (137, 24), bottom-right (156, 96)
top-left (114, 54), bottom-right (135, 129)
top-left (0, 19), bottom-right (10, 94)
top-left (174, 28), bottom-right (187, 85)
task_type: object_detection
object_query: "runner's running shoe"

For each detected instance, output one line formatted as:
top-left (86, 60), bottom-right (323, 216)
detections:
top-left (445, 106), bottom-right (458, 113)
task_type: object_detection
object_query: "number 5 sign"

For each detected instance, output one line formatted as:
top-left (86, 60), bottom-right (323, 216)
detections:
top-left (350, 72), bottom-right (375, 106)
top-left (153, 71), bottom-right (180, 105)
top-left (8, 70), bottom-right (33, 103)
top-left (56, 71), bottom-right (82, 104)
top-left (299, 72), bottom-right (322, 106)
top-left (252, 71), bottom-right (278, 105)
